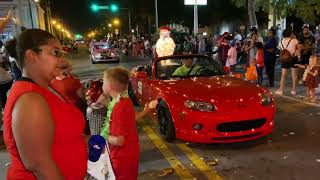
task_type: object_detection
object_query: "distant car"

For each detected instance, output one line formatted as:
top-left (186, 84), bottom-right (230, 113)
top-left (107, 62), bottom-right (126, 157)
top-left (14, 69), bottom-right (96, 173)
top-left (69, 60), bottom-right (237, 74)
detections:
top-left (62, 44), bottom-right (73, 53)
top-left (129, 54), bottom-right (275, 143)
top-left (90, 42), bottom-right (120, 64)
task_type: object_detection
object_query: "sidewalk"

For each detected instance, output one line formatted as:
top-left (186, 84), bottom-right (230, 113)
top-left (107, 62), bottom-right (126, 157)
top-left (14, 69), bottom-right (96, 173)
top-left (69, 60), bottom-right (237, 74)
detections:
top-left (236, 63), bottom-right (320, 106)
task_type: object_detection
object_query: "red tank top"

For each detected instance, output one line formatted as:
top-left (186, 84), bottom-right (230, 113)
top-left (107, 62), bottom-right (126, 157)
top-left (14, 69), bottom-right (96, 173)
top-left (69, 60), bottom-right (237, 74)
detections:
top-left (4, 79), bottom-right (87, 180)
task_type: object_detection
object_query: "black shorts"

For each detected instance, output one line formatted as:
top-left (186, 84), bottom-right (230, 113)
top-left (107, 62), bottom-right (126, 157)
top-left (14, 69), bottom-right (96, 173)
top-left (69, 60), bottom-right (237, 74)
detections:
top-left (281, 57), bottom-right (298, 69)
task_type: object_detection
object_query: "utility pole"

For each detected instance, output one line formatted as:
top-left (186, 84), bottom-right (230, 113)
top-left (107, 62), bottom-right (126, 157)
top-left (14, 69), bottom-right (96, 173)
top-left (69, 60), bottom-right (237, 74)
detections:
top-left (194, 5), bottom-right (198, 35)
top-left (28, 0), bottom-right (34, 28)
top-left (155, 0), bottom-right (158, 30)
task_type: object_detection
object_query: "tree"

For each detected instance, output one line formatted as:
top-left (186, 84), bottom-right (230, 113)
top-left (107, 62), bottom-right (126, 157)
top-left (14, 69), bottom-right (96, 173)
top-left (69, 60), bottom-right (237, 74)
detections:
top-left (231, 0), bottom-right (269, 28)
top-left (231, 0), bottom-right (320, 27)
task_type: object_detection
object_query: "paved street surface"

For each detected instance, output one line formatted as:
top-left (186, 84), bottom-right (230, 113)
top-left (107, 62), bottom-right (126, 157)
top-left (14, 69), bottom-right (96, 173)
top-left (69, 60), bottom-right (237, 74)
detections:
top-left (1, 49), bottom-right (320, 180)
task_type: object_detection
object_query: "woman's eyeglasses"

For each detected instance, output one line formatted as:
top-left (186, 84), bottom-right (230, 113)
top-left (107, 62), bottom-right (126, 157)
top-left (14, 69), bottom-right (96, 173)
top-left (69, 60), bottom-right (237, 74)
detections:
top-left (34, 48), bottom-right (69, 59)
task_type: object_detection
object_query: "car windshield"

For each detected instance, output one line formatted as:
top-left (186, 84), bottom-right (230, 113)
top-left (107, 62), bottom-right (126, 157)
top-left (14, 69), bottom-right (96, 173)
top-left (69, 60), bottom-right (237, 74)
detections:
top-left (156, 56), bottom-right (225, 80)
top-left (94, 44), bottom-right (109, 50)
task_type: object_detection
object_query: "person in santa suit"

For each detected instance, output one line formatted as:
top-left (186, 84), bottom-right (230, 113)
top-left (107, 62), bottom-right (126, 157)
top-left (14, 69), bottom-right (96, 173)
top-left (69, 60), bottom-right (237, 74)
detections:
top-left (155, 26), bottom-right (176, 57)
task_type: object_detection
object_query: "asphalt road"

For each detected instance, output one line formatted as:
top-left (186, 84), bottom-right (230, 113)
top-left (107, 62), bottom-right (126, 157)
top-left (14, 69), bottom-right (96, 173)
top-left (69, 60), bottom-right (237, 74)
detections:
top-left (1, 50), bottom-right (320, 180)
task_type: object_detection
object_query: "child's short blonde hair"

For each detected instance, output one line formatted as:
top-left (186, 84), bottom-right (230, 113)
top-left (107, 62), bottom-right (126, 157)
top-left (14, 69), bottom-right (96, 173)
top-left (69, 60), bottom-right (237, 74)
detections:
top-left (104, 67), bottom-right (130, 92)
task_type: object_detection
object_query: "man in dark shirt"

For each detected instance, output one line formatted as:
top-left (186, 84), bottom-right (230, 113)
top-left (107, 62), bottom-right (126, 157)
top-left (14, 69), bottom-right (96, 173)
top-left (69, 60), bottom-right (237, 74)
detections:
top-left (299, 25), bottom-right (316, 65)
top-left (264, 29), bottom-right (277, 87)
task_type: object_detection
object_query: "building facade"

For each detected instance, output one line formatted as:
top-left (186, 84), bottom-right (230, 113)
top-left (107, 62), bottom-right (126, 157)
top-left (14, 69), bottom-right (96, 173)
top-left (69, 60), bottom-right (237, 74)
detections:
top-left (0, 0), bottom-right (47, 41)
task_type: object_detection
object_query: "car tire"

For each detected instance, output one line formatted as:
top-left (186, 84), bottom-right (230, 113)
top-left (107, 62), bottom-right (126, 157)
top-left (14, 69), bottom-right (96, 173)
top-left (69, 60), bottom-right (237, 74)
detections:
top-left (128, 81), bottom-right (139, 106)
top-left (157, 100), bottom-right (176, 142)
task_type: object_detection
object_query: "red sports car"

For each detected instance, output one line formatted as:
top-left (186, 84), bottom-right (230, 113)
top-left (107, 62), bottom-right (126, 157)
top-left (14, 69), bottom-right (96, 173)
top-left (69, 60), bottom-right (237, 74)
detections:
top-left (129, 54), bottom-right (275, 143)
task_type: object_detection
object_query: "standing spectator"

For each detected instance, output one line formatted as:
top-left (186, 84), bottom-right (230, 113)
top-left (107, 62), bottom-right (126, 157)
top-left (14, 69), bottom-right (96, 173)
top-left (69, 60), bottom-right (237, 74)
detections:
top-left (4, 29), bottom-right (87, 179)
top-left (299, 25), bottom-right (315, 65)
top-left (4, 38), bottom-right (22, 80)
top-left (234, 30), bottom-right (243, 42)
top-left (255, 42), bottom-right (265, 85)
top-left (218, 32), bottom-right (230, 66)
top-left (241, 40), bottom-right (251, 73)
top-left (298, 25), bottom-right (316, 83)
top-left (226, 40), bottom-right (237, 72)
top-left (198, 34), bottom-right (206, 55)
top-left (144, 38), bottom-right (151, 57)
top-left (276, 28), bottom-right (299, 95)
top-left (0, 57), bottom-right (13, 109)
top-left (264, 29), bottom-right (277, 87)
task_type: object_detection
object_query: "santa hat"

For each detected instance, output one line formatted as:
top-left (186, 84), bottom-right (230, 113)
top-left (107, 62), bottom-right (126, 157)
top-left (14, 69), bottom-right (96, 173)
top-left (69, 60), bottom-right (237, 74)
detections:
top-left (160, 26), bottom-right (171, 31)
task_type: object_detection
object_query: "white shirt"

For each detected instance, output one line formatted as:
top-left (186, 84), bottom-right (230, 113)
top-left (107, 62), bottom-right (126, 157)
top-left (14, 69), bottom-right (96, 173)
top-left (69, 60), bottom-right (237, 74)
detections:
top-left (227, 47), bottom-right (237, 66)
top-left (9, 56), bottom-right (16, 63)
top-left (279, 38), bottom-right (299, 56)
top-left (234, 34), bottom-right (242, 41)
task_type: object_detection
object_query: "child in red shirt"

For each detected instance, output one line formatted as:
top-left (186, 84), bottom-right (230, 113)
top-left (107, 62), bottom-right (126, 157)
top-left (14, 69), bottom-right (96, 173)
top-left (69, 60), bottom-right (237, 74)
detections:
top-left (102, 67), bottom-right (139, 180)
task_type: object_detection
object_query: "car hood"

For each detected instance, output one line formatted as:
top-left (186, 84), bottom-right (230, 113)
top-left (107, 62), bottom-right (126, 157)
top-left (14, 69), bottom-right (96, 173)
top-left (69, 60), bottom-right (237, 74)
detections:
top-left (158, 76), bottom-right (266, 101)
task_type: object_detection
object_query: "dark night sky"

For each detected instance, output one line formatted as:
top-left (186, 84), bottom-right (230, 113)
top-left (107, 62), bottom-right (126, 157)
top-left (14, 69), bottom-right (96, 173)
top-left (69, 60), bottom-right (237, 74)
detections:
top-left (50, 0), bottom-right (245, 34)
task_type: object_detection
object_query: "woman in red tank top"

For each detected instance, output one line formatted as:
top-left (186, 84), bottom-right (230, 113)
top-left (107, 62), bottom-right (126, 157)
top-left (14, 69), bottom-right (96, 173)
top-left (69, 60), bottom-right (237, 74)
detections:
top-left (3, 29), bottom-right (87, 179)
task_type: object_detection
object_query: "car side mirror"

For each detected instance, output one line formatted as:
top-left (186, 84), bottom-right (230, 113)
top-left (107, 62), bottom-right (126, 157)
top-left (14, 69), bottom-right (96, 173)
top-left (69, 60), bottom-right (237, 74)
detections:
top-left (137, 71), bottom-right (148, 79)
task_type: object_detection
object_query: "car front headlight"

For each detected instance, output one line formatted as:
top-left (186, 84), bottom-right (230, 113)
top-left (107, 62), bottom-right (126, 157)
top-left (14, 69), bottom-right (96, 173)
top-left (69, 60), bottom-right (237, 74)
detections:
top-left (184, 100), bottom-right (215, 112)
top-left (94, 53), bottom-right (102, 59)
top-left (260, 93), bottom-right (273, 106)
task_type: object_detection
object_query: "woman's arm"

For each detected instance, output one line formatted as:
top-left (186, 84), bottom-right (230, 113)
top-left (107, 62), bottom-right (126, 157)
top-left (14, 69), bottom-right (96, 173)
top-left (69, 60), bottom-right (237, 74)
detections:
top-left (293, 64), bottom-right (305, 69)
top-left (12, 93), bottom-right (63, 180)
top-left (0, 10), bottom-right (12, 32)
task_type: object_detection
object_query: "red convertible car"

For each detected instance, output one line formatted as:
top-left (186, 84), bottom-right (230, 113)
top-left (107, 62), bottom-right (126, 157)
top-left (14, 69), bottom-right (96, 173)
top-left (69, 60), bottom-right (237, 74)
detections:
top-left (129, 54), bottom-right (275, 143)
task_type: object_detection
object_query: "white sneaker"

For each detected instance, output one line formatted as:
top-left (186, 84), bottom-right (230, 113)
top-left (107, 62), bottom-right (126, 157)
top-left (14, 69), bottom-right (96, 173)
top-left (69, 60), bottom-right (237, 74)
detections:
top-left (275, 90), bottom-right (283, 95)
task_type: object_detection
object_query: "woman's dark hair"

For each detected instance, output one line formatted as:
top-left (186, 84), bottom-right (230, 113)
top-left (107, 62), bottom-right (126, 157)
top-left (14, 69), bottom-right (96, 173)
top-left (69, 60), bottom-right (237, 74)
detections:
top-left (4, 38), bottom-right (17, 59)
top-left (282, 28), bottom-right (292, 38)
top-left (269, 29), bottom-right (276, 36)
top-left (16, 29), bottom-right (56, 67)
top-left (255, 42), bottom-right (263, 49)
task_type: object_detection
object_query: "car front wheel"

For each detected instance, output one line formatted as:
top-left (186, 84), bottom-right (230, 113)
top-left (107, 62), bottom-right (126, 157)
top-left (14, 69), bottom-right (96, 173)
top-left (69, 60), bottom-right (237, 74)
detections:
top-left (157, 100), bottom-right (175, 142)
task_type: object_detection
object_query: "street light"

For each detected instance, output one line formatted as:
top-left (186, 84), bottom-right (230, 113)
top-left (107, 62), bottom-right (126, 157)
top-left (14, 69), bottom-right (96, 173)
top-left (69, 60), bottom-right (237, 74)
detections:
top-left (56, 24), bottom-right (61, 29)
top-left (108, 24), bottom-right (112, 27)
top-left (91, 3), bottom-right (99, 12)
top-left (113, 19), bottom-right (120, 26)
top-left (110, 4), bottom-right (119, 12)
top-left (51, 20), bottom-right (56, 25)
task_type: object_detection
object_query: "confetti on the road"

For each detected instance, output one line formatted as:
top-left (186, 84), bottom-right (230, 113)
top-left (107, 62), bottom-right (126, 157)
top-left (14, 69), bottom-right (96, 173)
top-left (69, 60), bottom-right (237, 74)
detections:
top-left (206, 159), bottom-right (219, 166)
top-left (283, 134), bottom-right (288, 137)
top-left (200, 157), bottom-right (204, 160)
top-left (157, 168), bottom-right (175, 177)
top-left (185, 142), bottom-right (190, 145)
top-left (283, 156), bottom-right (289, 160)
top-left (316, 159), bottom-right (320, 163)
top-left (316, 112), bottom-right (320, 115)
top-left (289, 132), bottom-right (296, 135)
top-left (309, 113), bottom-right (313, 116)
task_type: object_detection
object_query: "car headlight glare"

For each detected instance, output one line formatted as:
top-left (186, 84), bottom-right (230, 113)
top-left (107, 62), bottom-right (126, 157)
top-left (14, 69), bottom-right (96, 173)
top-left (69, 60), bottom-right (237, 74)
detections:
top-left (184, 100), bottom-right (215, 112)
top-left (94, 53), bottom-right (102, 59)
top-left (260, 93), bottom-right (273, 106)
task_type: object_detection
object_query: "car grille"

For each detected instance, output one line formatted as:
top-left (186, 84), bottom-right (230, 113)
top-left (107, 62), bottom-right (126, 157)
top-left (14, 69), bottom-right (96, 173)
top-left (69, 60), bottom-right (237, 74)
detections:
top-left (216, 118), bottom-right (266, 132)
top-left (212, 132), bottom-right (263, 141)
